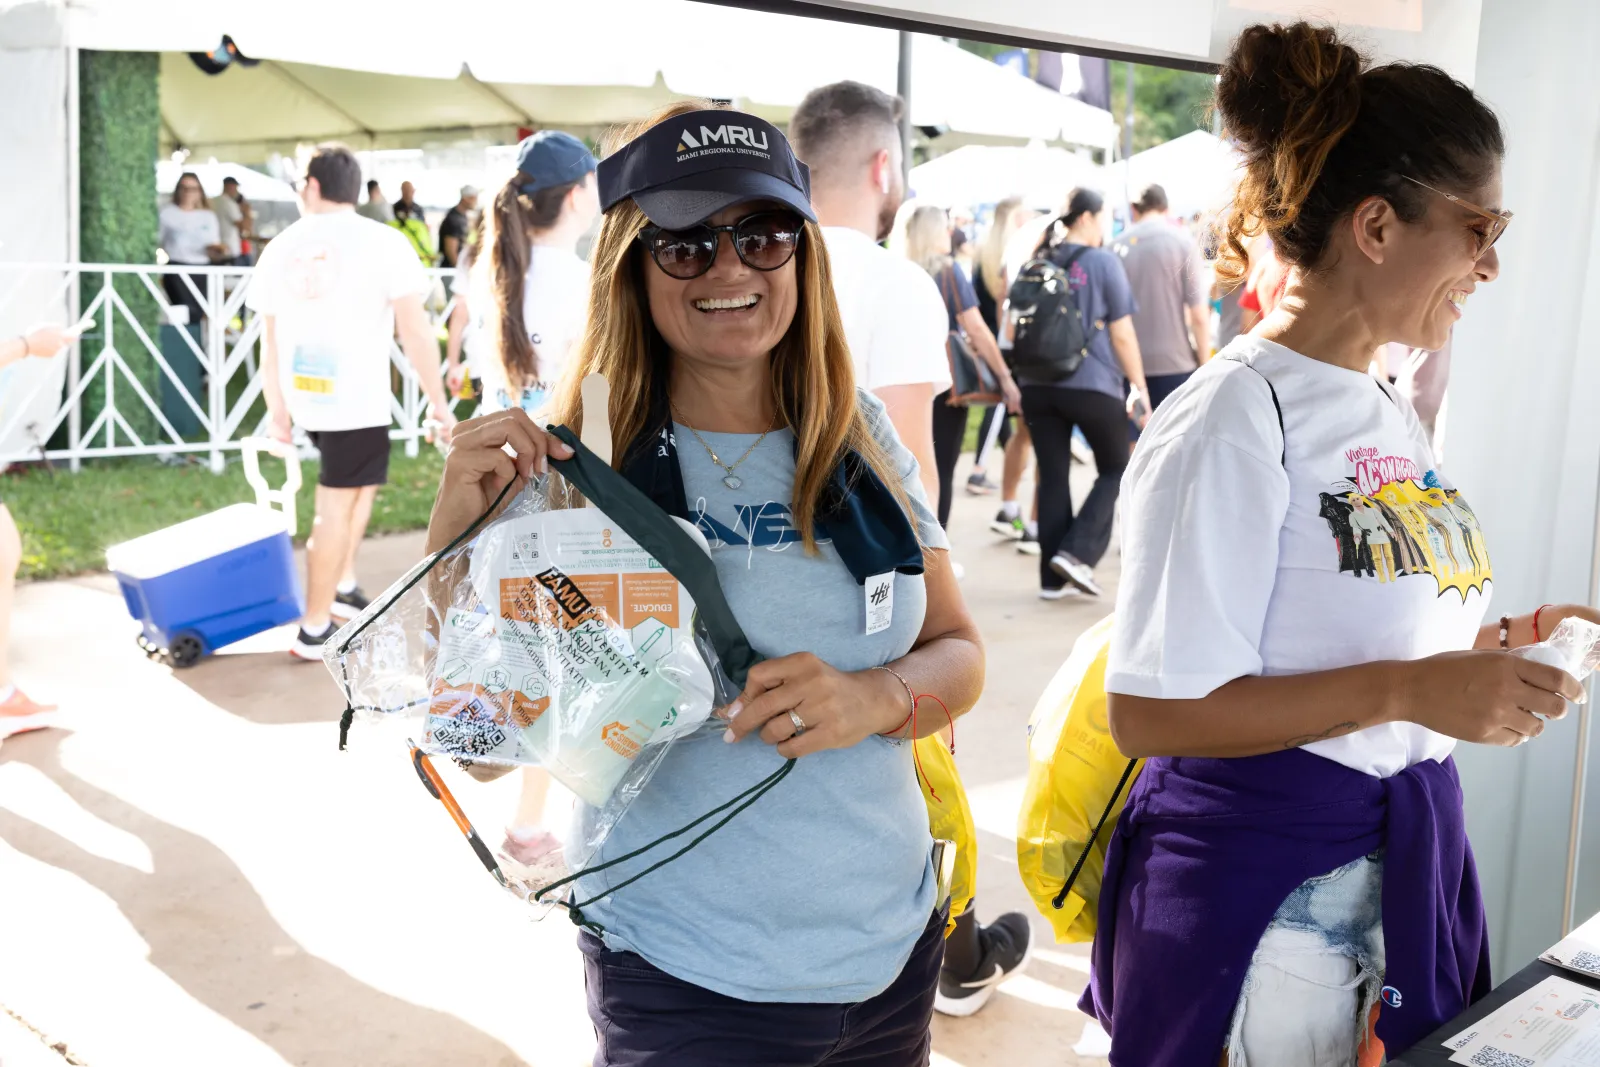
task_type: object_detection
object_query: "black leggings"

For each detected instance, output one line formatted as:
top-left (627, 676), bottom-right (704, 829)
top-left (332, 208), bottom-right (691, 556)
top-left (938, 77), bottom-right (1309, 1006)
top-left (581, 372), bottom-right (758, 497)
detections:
top-left (972, 404), bottom-right (1013, 469)
top-left (931, 390), bottom-right (969, 529)
top-left (1021, 385), bottom-right (1129, 588)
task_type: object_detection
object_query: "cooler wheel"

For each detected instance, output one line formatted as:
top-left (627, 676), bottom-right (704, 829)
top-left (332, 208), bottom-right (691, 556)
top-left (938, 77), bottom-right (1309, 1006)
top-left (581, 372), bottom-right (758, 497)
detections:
top-left (169, 633), bottom-right (206, 669)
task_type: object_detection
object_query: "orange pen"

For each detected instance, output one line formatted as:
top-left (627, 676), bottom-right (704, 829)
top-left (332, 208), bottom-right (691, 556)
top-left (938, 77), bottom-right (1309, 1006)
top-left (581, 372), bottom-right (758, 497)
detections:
top-left (408, 740), bottom-right (508, 889)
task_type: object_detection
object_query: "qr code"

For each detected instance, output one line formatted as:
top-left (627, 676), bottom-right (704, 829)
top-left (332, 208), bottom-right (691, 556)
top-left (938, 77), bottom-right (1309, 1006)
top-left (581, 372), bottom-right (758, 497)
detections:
top-left (428, 716), bottom-right (506, 757)
top-left (1469, 1047), bottom-right (1534, 1067)
top-left (1570, 950), bottom-right (1600, 974)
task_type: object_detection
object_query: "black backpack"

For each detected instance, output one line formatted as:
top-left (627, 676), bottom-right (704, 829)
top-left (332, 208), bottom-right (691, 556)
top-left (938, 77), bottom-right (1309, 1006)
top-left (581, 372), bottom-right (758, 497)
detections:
top-left (1005, 244), bottom-right (1092, 384)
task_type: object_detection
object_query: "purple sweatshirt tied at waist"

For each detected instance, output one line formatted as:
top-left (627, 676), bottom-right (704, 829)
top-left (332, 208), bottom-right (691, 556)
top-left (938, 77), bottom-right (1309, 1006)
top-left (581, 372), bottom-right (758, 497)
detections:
top-left (1079, 748), bottom-right (1491, 1064)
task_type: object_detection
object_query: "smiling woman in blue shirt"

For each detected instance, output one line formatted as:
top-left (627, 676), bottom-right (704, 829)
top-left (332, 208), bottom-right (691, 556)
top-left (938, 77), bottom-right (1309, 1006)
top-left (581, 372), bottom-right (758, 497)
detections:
top-left (424, 99), bottom-right (986, 1066)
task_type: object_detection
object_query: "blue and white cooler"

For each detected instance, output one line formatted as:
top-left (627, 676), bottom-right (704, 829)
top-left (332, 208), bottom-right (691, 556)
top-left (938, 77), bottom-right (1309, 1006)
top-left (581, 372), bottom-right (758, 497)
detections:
top-left (106, 439), bottom-right (305, 667)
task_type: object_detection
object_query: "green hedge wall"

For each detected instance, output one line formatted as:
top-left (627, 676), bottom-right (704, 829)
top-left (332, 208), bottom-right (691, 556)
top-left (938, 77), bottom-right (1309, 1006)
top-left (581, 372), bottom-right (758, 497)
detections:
top-left (77, 50), bottom-right (161, 444)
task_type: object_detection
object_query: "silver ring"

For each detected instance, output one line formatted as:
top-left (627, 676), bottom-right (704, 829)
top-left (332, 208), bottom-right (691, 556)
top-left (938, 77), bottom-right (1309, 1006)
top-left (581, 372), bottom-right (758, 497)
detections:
top-left (788, 710), bottom-right (806, 737)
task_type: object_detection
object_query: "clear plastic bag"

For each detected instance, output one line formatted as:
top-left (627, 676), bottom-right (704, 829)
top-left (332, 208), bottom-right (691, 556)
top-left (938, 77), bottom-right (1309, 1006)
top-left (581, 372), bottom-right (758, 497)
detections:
top-left (324, 463), bottom-right (741, 913)
top-left (1513, 617), bottom-right (1600, 685)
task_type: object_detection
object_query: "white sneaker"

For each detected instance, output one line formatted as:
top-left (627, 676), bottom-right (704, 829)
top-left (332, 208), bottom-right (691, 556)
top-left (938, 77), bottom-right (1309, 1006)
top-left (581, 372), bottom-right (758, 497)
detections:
top-left (1049, 553), bottom-right (1103, 597)
top-left (1038, 586), bottom-right (1081, 601)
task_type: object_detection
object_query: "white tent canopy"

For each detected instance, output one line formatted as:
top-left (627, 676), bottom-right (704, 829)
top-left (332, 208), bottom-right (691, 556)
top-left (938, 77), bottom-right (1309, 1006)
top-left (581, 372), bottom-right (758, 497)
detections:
top-left (908, 144), bottom-right (1105, 212)
top-left (5, 0), bottom-right (1116, 161)
top-left (1119, 130), bottom-right (1241, 218)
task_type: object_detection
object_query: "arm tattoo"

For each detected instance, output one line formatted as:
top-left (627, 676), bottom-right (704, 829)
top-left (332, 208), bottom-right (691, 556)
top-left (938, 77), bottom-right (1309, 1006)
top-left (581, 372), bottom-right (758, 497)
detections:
top-left (1283, 721), bottom-right (1360, 749)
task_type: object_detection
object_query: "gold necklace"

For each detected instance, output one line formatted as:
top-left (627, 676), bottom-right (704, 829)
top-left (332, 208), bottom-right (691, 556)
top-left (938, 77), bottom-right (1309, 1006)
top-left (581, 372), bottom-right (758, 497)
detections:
top-left (669, 402), bottom-right (779, 490)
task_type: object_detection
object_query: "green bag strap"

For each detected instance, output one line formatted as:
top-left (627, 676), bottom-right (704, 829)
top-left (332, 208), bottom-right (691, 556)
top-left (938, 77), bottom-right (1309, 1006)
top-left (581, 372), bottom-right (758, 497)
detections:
top-left (546, 423), bottom-right (762, 690)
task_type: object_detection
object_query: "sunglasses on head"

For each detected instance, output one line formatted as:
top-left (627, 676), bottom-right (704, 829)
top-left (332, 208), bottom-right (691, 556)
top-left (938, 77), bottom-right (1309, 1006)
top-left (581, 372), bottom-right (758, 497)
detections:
top-left (1401, 176), bottom-right (1513, 258)
top-left (638, 210), bottom-right (804, 280)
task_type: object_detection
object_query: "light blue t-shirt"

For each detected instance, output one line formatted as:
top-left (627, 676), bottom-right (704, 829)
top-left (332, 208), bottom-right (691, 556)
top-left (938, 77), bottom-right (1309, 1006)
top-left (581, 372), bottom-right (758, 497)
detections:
top-left (577, 390), bottom-right (950, 1003)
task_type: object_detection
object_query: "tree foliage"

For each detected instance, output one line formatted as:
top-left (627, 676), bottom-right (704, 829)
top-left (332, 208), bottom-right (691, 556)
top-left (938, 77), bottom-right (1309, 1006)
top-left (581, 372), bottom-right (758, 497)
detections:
top-left (78, 50), bottom-right (163, 443)
top-left (1110, 61), bottom-right (1216, 155)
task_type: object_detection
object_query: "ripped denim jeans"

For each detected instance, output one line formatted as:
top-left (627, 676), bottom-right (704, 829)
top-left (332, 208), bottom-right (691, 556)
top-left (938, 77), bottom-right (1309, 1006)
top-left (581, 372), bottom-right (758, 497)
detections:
top-left (1226, 851), bottom-right (1386, 1067)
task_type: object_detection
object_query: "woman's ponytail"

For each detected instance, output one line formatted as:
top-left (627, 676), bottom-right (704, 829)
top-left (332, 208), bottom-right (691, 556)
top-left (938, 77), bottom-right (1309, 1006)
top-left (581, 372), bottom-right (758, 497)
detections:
top-left (1215, 22), bottom-right (1362, 283)
top-left (480, 179), bottom-right (537, 391)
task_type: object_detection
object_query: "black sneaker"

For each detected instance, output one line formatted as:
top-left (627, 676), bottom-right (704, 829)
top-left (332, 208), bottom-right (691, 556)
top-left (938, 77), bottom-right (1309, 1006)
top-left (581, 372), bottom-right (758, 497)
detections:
top-left (965, 472), bottom-right (999, 496)
top-left (331, 586), bottom-right (371, 621)
top-left (1016, 530), bottom-right (1041, 555)
top-left (934, 912), bottom-right (1034, 1017)
top-left (989, 510), bottom-right (1024, 539)
top-left (289, 624), bottom-right (332, 662)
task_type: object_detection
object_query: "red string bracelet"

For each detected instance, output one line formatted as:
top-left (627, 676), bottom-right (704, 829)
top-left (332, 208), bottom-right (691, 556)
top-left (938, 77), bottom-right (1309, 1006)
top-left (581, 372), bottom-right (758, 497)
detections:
top-left (1535, 604), bottom-right (1554, 643)
top-left (909, 694), bottom-right (956, 803)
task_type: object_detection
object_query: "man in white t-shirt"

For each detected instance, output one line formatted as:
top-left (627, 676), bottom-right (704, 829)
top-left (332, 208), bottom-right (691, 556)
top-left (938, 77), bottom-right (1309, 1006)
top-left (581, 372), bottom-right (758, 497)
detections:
top-left (789, 81), bottom-right (951, 508)
top-left (791, 82), bottom-right (1032, 1018)
top-left (213, 176), bottom-right (254, 265)
top-left (247, 143), bottom-right (455, 662)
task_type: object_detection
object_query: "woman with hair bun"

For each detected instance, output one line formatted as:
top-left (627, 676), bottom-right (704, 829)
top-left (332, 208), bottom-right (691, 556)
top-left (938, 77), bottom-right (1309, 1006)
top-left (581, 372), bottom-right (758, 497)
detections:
top-left (1085, 20), bottom-right (1596, 1066)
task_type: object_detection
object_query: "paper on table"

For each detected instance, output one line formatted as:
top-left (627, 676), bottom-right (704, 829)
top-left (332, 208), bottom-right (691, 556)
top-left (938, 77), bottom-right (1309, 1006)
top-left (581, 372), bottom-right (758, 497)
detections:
top-left (1544, 938), bottom-right (1600, 983)
top-left (1448, 976), bottom-right (1600, 1065)
top-left (1444, 996), bottom-right (1535, 1053)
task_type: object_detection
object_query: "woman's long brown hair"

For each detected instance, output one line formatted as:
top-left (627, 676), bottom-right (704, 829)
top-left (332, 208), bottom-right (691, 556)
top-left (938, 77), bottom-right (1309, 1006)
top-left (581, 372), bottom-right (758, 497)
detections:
top-left (548, 100), bottom-right (913, 553)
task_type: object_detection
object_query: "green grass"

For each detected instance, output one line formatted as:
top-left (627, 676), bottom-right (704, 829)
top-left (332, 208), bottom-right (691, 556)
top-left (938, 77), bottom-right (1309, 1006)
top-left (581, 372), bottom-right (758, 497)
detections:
top-left (5, 443), bottom-right (444, 581)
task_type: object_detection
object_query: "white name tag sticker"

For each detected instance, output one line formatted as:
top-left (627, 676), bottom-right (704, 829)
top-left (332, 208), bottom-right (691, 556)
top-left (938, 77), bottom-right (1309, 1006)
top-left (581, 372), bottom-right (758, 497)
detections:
top-left (864, 572), bottom-right (894, 635)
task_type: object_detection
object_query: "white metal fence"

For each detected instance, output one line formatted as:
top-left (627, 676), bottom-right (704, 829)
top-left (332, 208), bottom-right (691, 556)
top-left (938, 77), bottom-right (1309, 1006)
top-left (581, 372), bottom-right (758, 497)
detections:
top-left (0, 262), bottom-right (461, 472)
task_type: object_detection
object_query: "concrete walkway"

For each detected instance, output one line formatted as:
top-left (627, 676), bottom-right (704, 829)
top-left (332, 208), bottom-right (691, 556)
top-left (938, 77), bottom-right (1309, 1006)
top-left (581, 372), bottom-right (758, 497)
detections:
top-left (0, 458), bottom-right (1115, 1067)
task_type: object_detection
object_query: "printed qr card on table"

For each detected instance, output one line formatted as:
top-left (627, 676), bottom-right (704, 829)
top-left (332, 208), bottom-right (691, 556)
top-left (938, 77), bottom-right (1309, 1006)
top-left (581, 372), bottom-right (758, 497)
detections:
top-left (1446, 975), bottom-right (1600, 1065)
top-left (1544, 938), bottom-right (1600, 983)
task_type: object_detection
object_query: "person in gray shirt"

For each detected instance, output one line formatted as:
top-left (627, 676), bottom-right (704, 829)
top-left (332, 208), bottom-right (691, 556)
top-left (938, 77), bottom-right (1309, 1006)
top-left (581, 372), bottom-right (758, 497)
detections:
top-left (1112, 183), bottom-right (1211, 414)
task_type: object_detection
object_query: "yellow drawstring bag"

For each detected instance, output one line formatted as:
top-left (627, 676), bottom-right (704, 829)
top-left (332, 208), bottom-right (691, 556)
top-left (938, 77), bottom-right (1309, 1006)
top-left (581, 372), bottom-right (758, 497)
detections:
top-left (1016, 614), bottom-right (1143, 943)
top-left (916, 732), bottom-right (977, 936)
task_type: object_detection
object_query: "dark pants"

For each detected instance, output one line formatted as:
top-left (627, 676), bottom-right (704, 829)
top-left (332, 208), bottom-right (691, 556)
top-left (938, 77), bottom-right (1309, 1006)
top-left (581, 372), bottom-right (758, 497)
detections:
top-left (931, 389), bottom-right (969, 529)
top-left (581, 908), bottom-right (947, 1067)
top-left (161, 269), bottom-right (207, 327)
top-left (972, 404), bottom-right (1013, 469)
top-left (1022, 385), bottom-right (1128, 588)
top-left (1129, 370), bottom-right (1195, 441)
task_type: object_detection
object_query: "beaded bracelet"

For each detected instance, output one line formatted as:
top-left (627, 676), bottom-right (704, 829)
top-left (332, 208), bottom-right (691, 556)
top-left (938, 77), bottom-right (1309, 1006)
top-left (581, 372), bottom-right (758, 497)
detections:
top-left (874, 665), bottom-right (916, 739)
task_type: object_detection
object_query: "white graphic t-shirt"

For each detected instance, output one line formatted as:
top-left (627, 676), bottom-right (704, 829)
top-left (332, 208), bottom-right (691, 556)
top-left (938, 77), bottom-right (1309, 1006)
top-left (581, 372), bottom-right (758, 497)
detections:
top-left (246, 211), bottom-right (429, 432)
top-left (1107, 335), bottom-right (1493, 778)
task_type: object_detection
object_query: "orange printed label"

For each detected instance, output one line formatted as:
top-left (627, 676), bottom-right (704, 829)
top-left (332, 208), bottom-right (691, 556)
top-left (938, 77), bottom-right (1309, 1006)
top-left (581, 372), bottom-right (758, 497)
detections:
top-left (622, 573), bottom-right (679, 629)
top-left (600, 721), bottom-right (641, 759)
top-left (509, 692), bottom-right (551, 728)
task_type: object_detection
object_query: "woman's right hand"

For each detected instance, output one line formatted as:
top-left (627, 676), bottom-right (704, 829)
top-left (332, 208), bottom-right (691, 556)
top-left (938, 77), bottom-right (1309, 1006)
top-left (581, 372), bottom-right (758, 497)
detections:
top-left (426, 408), bottom-right (573, 553)
top-left (1401, 650), bottom-right (1586, 746)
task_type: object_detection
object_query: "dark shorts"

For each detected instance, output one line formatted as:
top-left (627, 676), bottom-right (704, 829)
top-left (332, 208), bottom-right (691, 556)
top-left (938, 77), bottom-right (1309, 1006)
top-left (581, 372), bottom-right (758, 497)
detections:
top-left (307, 427), bottom-right (390, 488)
top-left (581, 907), bottom-right (947, 1067)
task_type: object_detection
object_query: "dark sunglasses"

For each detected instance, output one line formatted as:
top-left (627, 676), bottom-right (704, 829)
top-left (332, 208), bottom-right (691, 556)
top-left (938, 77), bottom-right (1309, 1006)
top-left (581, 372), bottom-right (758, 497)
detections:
top-left (639, 211), bottom-right (804, 280)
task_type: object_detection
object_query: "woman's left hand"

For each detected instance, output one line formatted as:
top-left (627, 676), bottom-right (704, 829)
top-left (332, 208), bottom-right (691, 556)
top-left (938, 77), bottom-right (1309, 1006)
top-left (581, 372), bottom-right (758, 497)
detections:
top-left (724, 653), bottom-right (904, 758)
top-left (1002, 376), bottom-right (1023, 414)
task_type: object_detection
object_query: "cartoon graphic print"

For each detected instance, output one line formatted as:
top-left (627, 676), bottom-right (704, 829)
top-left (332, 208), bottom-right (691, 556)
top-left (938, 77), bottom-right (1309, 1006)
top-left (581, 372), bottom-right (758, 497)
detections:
top-left (1318, 455), bottom-right (1491, 601)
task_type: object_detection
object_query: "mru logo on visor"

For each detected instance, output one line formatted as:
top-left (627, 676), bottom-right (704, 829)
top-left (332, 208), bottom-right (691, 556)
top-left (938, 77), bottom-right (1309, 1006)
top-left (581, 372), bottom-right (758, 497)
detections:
top-left (677, 124), bottom-right (771, 160)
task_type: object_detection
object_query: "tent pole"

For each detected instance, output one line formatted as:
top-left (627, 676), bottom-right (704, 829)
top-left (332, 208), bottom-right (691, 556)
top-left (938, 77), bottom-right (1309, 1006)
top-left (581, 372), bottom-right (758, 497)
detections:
top-left (897, 31), bottom-right (912, 184)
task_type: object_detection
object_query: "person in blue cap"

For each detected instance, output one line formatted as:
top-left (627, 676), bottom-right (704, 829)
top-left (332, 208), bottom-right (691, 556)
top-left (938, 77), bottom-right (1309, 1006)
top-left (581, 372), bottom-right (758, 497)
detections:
top-left (447, 130), bottom-right (600, 417)
top-left (426, 99), bottom-right (986, 1064)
